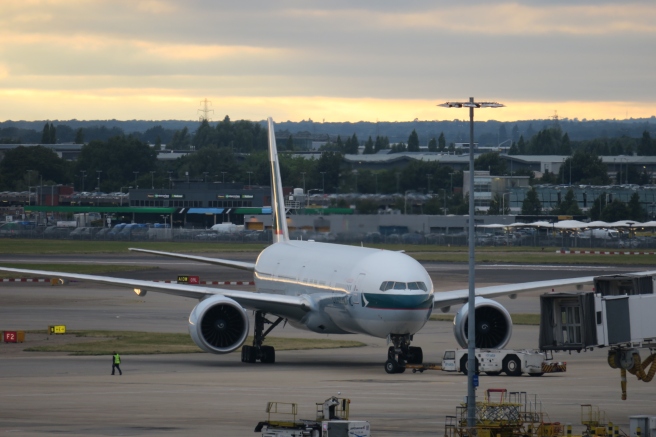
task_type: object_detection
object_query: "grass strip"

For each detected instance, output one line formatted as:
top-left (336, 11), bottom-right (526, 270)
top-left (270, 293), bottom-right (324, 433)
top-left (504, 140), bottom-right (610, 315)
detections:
top-left (0, 239), bottom-right (267, 255)
top-left (2, 239), bottom-right (652, 265)
top-left (0, 263), bottom-right (156, 278)
top-left (430, 313), bottom-right (541, 325)
top-left (410, 251), bottom-right (656, 265)
top-left (23, 330), bottom-right (365, 355)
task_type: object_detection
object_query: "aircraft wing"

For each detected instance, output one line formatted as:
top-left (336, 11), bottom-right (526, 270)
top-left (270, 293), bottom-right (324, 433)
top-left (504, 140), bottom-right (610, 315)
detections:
top-left (128, 248), bottom-right (255, 272)
top-left (432, 275), bottom-right (600, 309)
top-left (0, 266), bottom-right (309, 321)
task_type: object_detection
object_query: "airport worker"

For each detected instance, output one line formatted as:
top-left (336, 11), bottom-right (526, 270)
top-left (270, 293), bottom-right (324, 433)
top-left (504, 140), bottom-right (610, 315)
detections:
top-left (112, 351), bottom-right (123, 375)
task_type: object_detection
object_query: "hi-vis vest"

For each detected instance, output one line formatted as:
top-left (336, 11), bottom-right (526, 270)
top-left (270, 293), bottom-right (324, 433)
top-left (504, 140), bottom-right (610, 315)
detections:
top-left (113, 354), bottom-right (121, 364)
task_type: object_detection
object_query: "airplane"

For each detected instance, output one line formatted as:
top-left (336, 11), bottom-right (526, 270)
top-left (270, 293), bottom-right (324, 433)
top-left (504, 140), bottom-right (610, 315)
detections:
top-left (0, 118), bottom-right (603, 374)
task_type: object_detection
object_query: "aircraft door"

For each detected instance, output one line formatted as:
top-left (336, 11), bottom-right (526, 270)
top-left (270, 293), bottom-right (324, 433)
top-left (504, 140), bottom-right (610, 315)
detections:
top-left (350, 273), bottom-right (366, 306)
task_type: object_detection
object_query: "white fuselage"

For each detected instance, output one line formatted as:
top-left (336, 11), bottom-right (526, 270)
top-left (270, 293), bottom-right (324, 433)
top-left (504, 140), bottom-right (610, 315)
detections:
top-left (253, 240), bottom-right (434, 338)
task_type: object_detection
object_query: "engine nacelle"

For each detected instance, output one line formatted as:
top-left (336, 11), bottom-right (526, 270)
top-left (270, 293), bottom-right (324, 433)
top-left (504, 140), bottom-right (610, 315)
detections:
top-left (188, 295), bottom-right (249, 354)
top-left (453, 297), bottom-right (512, 349)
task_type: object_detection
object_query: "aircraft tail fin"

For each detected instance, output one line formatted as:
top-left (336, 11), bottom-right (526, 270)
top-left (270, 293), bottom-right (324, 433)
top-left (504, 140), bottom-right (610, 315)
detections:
top-left (267, 117), bottom-right (289, 243)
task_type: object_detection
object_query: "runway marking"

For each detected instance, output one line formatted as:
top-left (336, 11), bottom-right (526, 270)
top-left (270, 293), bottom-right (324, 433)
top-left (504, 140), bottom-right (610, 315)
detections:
top-left (478, 264), bottom-right (614, 269)
top-left (0, 278), bottom-right (50, 282)
top-left (558, 250), bottom-right (656, 255)
top-left (0, 278), bottom-right (255, 285)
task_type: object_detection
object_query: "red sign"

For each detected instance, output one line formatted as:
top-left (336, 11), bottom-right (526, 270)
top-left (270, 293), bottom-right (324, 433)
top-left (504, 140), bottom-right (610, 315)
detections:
top-left (177, 275), bottom-right (200, 284)
top-left (4, 331), bottom-right (17, 343)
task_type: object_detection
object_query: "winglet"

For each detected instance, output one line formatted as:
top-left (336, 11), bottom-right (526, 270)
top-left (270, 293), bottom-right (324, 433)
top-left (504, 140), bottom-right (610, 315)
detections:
top-left (267, 117), bottom-right (289, 243)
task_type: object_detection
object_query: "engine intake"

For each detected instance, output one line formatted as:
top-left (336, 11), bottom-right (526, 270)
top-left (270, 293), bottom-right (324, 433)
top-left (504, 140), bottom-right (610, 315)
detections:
top-left (189, 295), bottom-right (249, 354)
top-left (453, 297), bottom-right (512, 349)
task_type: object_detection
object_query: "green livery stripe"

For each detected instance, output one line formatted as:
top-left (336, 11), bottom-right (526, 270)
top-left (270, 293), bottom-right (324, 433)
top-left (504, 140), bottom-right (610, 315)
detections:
top-left (363, 293), bottom-right (433, 310)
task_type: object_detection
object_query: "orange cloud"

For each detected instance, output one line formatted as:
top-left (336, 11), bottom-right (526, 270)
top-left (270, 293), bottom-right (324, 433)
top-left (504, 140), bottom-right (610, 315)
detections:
top-left (0, 89), bottom-right (654, 123)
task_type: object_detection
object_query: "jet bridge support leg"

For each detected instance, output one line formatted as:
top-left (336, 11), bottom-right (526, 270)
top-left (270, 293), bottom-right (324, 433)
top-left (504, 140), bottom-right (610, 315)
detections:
top-left (241, 311), bottom-right (283, 364)
top-left (385, 334), bottom-right (423, 374)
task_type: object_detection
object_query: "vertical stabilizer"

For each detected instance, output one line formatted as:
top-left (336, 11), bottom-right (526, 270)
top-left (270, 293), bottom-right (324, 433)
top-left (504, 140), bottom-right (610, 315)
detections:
top-left (267, 117), bottom-right (289, 243)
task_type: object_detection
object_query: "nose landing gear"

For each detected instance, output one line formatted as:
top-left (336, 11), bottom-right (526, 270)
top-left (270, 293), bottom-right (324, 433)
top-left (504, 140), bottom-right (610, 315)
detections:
top-left (384, 334), bottom-right (423, 374)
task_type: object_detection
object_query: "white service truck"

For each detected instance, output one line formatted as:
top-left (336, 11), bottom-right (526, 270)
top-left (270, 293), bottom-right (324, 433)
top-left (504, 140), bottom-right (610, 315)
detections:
top-left (441, 349), bottom-right (566, 377)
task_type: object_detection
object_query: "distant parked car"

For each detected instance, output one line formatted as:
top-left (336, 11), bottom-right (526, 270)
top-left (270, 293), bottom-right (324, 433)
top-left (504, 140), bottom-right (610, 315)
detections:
top-left (42, 226), bottom-right (72, 239)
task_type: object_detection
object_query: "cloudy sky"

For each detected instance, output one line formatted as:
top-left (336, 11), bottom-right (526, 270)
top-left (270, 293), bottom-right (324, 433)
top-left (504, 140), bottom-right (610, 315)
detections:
top-left (1, 1), bottom-right (655, 122)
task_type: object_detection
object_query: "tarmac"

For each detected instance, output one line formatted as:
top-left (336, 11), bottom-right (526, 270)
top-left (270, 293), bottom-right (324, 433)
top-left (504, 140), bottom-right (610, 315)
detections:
top-left (1, 252), bottom-right (654, 436)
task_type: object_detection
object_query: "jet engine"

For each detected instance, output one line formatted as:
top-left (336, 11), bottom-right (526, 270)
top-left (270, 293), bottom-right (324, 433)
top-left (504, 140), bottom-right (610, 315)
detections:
top-left (188, 295), bottom-right (249, 354)
top-left (453, 297), bottom-right (512, 349)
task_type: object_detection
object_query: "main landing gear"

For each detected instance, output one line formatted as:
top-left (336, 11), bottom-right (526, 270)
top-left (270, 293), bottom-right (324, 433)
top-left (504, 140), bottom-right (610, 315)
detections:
top-left (384, 334), bottom-right (423, 374)
top-left (241, 311), bottom-right (283, 364)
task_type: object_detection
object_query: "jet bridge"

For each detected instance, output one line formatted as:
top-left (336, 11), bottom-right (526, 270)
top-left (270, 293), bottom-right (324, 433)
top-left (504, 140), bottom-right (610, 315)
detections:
top-left (539, 274), bottom-right (656, 351)
top-left (538, 273), bottom-right (656, 400)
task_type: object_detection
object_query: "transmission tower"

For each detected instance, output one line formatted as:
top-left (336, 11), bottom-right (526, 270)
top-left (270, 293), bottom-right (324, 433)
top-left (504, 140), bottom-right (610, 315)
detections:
top-left (198, 99), bottom-right (214, 122)
top-left (551, 110), bottom-right (560, 128)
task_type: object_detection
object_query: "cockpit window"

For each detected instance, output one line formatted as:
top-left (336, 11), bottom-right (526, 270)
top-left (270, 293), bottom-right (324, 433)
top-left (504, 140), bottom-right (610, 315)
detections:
top-left (380, 281), bottom-right (428, 291)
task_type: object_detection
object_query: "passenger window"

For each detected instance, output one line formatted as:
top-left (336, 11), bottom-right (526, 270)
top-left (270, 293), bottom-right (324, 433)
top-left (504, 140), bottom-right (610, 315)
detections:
top-left (393, 282), bottom-right (406, 290)
top-left (383, 282), bottom-right (394, 291)
top-left (408, 282), bottom-right (419, 290)
top-left (418, 282), bottom-right (427, 291)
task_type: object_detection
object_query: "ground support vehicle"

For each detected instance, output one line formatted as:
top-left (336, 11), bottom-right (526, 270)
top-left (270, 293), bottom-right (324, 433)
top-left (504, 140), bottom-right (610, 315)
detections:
top-left (254, 396), bottom-right (370, 437)
top-left (441, 348), bottom-right (566, 376)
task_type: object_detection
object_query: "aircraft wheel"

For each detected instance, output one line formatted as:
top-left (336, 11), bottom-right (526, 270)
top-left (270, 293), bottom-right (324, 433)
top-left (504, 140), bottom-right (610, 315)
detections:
top-left (460, 354), bottom-right (479, 375)
top-left (385, 359), bottom-right (400, 374)
top-left (242, 345), bottom-right (257, 363)
top-left (260, 345), bottom-right (275, 364)
top-left (503, 355), bottom-right (522, 376)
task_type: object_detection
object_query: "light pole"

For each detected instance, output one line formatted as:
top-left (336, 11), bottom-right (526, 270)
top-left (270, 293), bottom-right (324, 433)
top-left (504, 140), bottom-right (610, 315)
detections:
top-left (150, 171), bottom-right (155, 189)
top-left (133, 171), bottom-right (139, 189)
top-left (502, 192), bottom-right (509, 215)
top-left (80, 170), bottom-right (86, 192)
top-left (246, 171), bottom-right (253, 188)
top-left (438, 97), bottom-right (504, 430)
top-left (320, 172), bottom-right (326, 193)
top-left (167, 171), bottom-right (173, 189)
top-left (404, 190), bottom-right (413, 215)
top-left (307, 188), bottom-right (323, 207)
top-left (27, 170), bottom-right (33, 206)
top-left (221, 172), bottom-right (227, 184)
top-left (96, 170), bottom-right (102, 192)
top-left (440, 188), bottom-right (447, 215)
top-left (497, 138), bottom-right (512, 152)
